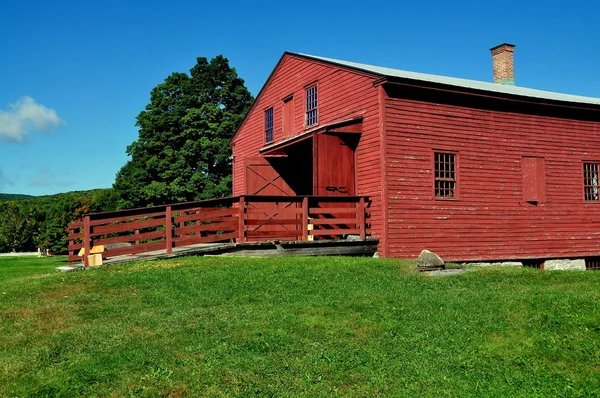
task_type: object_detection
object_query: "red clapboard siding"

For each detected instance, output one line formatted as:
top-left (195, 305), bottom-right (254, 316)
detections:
top-left (232, 52), bottom-right (600, 261)
top-left (384, 85), bottom-right (600, 261)
top-left (231, 53), bottom-right (384, 248)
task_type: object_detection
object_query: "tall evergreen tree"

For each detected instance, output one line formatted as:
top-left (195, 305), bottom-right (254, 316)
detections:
top-left (113, 55), bottom-right (253, 208)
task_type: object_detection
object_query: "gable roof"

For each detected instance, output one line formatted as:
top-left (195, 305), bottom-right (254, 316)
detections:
top-left (231, 51), bottom-right (600, 146)
top-left (292, 53), bottom-right (600, 107)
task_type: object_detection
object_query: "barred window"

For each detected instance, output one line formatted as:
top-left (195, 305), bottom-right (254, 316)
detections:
top-left (434, 152), bottom-right (457, 199)
top-left (265, 107), bottom-right (273, 143)
top-left (305, 85), bottom-right (318, 126)
top-left (584, 163), bottom-right (599, 201)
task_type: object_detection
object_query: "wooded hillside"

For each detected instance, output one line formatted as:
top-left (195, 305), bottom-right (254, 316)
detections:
top-left (0, 189), bottom-right (118, 254)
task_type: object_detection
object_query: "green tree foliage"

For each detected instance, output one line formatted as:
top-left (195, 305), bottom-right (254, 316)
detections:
top-left (113, 55), bottom-right (254, 209)
top-left (0, 201), bottom-right (37, 252)
top-left (0, 188), bottom-right (119, 254)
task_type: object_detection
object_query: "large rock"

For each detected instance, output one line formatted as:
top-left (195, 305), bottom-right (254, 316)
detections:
top-left (417, 250), bottom-right (445, 271)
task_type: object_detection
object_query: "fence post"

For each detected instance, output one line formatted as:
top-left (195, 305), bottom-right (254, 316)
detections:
top-left (238, 196), bottom-right (245, 243)
top-left (166, 205), bottom-right (173, 254)
top-left (358, 197), bottom-right (366, 240)
top-left (196, 209), bottom-right (202, 237)
top-left (83, 215), bottom-right (90, 268)
top-left (302, 196), bottom-right (309, 241)
top-left (68, 227), bottom-right (74, 264)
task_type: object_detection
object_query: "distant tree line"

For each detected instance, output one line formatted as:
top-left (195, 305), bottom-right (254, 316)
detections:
top-left (0, 189), bottom-right (118, 254)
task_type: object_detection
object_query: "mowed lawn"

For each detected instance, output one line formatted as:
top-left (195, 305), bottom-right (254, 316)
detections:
top-left (1, 256), bottom-right (599, 397)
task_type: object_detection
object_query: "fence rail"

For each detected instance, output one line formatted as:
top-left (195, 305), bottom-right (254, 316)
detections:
top-left (68, 195), bottom-right (370, 266)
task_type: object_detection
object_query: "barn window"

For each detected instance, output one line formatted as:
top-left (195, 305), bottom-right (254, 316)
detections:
top-left (584, 162), bottom-right (600, 201)
top-left (305, 85), bottom-right (318, 127)
top-left (264, 107), bottom-right (274, 143)
top-left (434, 152), bottom-right (457, 199)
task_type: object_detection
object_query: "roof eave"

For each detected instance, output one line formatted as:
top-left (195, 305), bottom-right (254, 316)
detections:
top-left (382, 76), bottom-right (600, 111)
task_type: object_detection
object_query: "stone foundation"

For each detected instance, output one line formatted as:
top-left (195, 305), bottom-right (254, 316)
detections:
top-left (543, 259), bottom-right (586, 271)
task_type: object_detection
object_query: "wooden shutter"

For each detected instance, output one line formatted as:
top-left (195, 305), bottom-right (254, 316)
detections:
top-left (522, 157), bottom-right (546, 203)
top-left (282, 96), bottom-right (294, 138)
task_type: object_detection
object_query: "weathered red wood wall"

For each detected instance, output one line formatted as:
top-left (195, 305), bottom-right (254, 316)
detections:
top-left (383, 83), bottom-right (600, 261)
top-left (231, 54), bottom-right (384, 249)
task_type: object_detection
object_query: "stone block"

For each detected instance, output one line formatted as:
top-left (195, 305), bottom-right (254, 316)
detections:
top-left (544, 259), bottom-right (585, 271)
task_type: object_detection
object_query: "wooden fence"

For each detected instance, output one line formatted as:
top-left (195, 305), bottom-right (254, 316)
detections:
top-left (68, 195), bottom-right (370, 266)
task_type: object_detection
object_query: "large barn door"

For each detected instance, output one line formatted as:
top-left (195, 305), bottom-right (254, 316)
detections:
top-left (312, 133), bottom-right (358, 238)
top-left (244, 157), bottom-right (299, 241)
top-left (314, 133), bottom-right (356, 196)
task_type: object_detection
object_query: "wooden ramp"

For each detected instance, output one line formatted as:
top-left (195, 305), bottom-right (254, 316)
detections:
top-left (61, 239), bottom-right (378, 270)
top-left (67, 195), bottom-right (373, 268)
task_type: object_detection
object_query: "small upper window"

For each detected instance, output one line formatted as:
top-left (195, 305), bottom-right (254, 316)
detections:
top-left (434, 152), bottom-right (457, 199)
top-left (584, 162), bottom-right (599, 201)
top-left (265, 107), bottom-right (274, 143)
top-left (305, 85), bottom-right (318, 127)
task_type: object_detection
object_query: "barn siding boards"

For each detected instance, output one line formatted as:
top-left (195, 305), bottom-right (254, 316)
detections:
top-left (384, 85), bottom-right (600, 261)
top-left (232, 52), bottom-right (600, 261)
top-left (231, 54), bottom-right (384, 246)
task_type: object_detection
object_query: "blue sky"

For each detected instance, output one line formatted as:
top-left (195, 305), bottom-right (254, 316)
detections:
top-left (1, 0), bottom-right (598, 196)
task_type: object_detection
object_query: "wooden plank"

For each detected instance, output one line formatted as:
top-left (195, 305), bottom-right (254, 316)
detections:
top-left (174, 221), bottom-right (238, 235)
top-left (246, 230), bottom-right (300, 238)
top-left (174, 208), bottom-right (236, 223)
top-left (309, 207), bottom-right (359, 214)
top-left (91, 218), bottom-right (166, 235)
top-left (245, 218), bottom-right (302, 226)
top-left (105, 241), bottom-right (167, 258)
top-left (83, 216), bottom-right (90, 268)
top-left (311, 228), bottom-right (361, 236)
top-left (166, 205), bottom-right (172, 254)
top-left (302, 197), bottom-right (309, 241)
top-left (238, 197), bottom-right (245, 243)
top-left (68, 233), bottom-right (83, 241)
top-left (94, 230), bottom-right (165, 246)
top-left (358, 197), bottom-right (366, 240)
top-left (174, 231), bottom-right (239, 246)
top-left (310, 218), bottom-right (358, 225)
top-left (90, 211), bottom-right (166, 226)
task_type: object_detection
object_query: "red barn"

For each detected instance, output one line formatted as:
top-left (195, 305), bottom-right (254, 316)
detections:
top-left (231, 44), bottom-right (600, 263)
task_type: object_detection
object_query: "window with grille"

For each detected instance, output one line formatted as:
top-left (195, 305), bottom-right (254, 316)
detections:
top-left (305, 85), bottom-right (318, 127)
top-left (584, 163), bottom-right (599, 201)
top-left (265, 107), bottom-right (273, 143)
top-left (434, 152), bottom-right (457, 199)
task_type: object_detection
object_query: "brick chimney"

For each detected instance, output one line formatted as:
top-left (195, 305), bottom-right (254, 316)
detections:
top-left (490, 43), bottom-right (516, 85)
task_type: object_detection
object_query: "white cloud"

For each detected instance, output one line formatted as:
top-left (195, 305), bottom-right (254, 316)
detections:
top-left (0, 96), bottom-right (64, 142)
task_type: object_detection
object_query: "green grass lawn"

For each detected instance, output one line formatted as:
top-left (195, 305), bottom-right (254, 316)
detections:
top-left (1, 256), bottom-right (599, 397)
